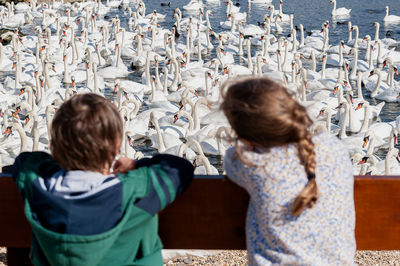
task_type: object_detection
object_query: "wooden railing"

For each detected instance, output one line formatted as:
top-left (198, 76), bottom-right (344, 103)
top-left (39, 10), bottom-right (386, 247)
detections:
top-left (1, 174), bottom-right (400, 265)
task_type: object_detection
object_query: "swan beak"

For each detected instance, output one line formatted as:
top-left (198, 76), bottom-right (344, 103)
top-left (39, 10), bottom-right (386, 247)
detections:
top-left (263, 59), bottom-right (268, 64)
top-left (344, 80), bottom-right (349, 87)
top-left (355, 103), bottom-right (363, 111)
top-left (2, 128), bottom-right (11, 135)
top-left (277, 50), bottom-right (281, 56)
top-left (155, 60), bottom-right (158, 67)
top-left (179, 102), bottom-right (183, 110)
top-left (209, 61), bottom-right (215, 67)
top-left (166, 60), bottom-right (170, 66)
top-left (72, 80), bottom-right (75, 87)
top-left (317, 110), bottom-right (324, 118)
top-left (194, 90), bottom-right (199, 97)
top-left (350, 95), bottom-right (354, 104)
top-left (304, 81), bottom-right (308, 89)
top-left (358, 157), bottom-right (367, 165)
top-left (173, 114), bottom-right (178, 123)
top-left (368, 71), bottom-right (374, 78)
top-left (193, 160), bottom-right (197, 167)
top-left (341, 43), bottom-right (345, 48)
top-left (329, 1), bottom-right (332, 4)
top-left (362, 138), bottom-right (369, 148)
top-left (25, 117), bottom-right (30, 126)
top-left (52, 65), bottom-right (56, 72)
top-left (73, 91), bottom-right (77, 96)
top-left (34, 71), bottom-right (38, 78)
top-left (394, 135), bottom-right (398, 145)
top-left (208, 73), bottom-right (213, 79)
top-left (12, 62), bottom-right (16, 69)
top-left (40, 80), bottom-right (44, 88)
top-left (223, 68), bottom-right (227, 75)
top-left (225, 2), bottom-right (229, 6)
top-left (19, 89), bottom-right (25, 96)
top-left (383, 61), bottom-right (387, 68)
top-left (333, 87), bottom-right (338, 95)
top-left (395, 68), bottom-right (399, 75)
top-left (177, 83), bottom-right (182, 91)
top-left (396, 93), bottom-right (400, 99)
top-left (114, 85), bottom-right (118, 93)
top-left (123, 91), bottom-right (129, 100)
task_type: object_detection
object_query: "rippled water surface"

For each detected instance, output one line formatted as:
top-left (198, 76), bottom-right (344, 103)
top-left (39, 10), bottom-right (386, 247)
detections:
top-left (5, 0), bottom-right (400, 172)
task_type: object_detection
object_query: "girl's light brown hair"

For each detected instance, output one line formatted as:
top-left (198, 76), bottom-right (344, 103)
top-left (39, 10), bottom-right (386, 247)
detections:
top-left (50, 93), bottom-right (123, 173)
top-left (221, 77), bottom-right (317, 216)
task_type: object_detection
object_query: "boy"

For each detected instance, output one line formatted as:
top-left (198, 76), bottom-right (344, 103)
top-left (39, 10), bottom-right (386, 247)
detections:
top-left (12, 93), bottom-right (194, 265)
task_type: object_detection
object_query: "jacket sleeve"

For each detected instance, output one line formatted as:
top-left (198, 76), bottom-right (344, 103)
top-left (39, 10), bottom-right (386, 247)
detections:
top-left (12, 152), bottom-right (60, 198)
top-left (134, 154), bottom-right (194, 215)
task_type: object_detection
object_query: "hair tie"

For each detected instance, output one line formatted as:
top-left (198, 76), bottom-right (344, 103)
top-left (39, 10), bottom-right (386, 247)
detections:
top-left (307, 173), bottom-right (316, 181)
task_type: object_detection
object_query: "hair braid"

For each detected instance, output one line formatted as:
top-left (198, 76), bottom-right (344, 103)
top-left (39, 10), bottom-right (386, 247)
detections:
top-left (291, 106), bottom-right (318, 216)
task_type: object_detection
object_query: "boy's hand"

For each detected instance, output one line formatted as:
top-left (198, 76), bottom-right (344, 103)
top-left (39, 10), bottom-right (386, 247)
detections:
top-left (113, 157), bottom-right (136, 174)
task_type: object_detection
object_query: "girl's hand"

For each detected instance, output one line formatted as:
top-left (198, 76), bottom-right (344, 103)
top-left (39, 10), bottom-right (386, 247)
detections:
top-left (113, 157), bottom-right (136, 174)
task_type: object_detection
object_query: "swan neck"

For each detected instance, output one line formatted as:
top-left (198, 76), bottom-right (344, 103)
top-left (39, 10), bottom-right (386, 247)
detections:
top-left (339, 103), bottom-right (348, 139)
top-left (360, 105), bottom-right (370, 132)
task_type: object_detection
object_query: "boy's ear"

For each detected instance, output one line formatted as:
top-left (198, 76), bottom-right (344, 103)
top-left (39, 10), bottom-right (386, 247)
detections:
top-left (115, 139), bottom-right (122, 155)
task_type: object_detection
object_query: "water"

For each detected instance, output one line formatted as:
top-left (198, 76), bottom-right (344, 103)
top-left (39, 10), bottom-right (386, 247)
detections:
top-left (5, 0), bottom-right (400, 172)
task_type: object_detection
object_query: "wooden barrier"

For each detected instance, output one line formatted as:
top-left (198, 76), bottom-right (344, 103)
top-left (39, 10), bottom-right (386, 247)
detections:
top-left (1, 175), bottom-right (400, 265)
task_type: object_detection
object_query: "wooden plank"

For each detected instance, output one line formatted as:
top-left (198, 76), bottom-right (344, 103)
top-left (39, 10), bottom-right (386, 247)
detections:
top-left (1, 175), bottom-right (400, 250)
top-left (159, 177), bottom-right (248, 249)
top-left (354, 176), bottom-right (400, 250)
top-left (6, 248), bottom-right (31, 266)
top-left (0, 178), bottom-right (31, 248)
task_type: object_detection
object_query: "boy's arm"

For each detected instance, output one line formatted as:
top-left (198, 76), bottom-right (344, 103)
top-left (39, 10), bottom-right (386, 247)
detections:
top-left (11, 152), bottom-right (60, 197)
top-left (134, 154), bottom-right (194, 215)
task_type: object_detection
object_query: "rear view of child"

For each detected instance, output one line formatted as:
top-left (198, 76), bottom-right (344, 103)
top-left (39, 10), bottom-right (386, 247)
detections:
top-left (12, 93), bottom-right (194, 265)
top-left (221, 77), bottom-right (356, 265)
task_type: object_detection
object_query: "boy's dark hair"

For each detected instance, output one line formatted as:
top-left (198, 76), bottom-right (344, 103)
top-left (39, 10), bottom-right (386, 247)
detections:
top-left (50, 93), bottom-right (123, 172)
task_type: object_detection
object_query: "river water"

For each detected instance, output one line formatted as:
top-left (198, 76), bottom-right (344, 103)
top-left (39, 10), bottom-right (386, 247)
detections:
top-left (6, 0), bottom-right (400, 172)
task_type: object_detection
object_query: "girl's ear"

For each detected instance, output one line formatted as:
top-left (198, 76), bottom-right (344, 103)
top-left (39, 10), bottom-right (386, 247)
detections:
top-left (240, 138), bottom-right (255, 151)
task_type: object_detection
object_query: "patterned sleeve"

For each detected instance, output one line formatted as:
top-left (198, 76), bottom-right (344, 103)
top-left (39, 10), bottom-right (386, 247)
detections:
top-left (224, 147), bottom-right (252, 191)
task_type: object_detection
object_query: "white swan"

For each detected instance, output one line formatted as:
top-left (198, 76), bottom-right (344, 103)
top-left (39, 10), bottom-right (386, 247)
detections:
top-left (383, 6), bottom-right (400, 23)
top-left (330, 0), bottom-right (351, 17)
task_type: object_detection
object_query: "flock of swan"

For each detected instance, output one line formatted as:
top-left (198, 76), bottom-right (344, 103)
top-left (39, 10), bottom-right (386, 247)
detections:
top-left (0, 0), bottom-right (400, 176)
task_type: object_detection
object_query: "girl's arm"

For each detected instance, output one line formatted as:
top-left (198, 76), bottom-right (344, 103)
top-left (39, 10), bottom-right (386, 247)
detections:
top-left (224, 147), bottom-right (252, 191)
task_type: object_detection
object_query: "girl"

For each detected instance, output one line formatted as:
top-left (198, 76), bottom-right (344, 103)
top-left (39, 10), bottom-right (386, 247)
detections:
top-left (221, 77), bottom-right (355, 265)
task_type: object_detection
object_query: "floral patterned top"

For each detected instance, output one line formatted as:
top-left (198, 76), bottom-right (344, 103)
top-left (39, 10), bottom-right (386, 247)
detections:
top-left (224, 132), bottom-right (356, 265)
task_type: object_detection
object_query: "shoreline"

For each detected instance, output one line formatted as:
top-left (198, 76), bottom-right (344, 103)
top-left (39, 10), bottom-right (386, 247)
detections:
top-left (1, 247), bottom-right (399, 265)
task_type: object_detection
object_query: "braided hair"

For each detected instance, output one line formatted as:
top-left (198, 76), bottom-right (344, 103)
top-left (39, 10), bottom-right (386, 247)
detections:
top-left (221, 77), bottom-right (317, 216)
